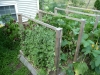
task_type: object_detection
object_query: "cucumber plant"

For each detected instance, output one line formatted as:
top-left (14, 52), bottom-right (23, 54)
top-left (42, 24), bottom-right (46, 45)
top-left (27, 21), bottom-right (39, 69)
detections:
top-left (39, 14), bottom-right (100, 75)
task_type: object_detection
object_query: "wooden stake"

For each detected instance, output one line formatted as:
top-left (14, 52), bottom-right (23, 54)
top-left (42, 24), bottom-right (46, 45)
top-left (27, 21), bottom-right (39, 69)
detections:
top-left (93, 15), bottom-right (100, 30)
top-left (54, 28), bottom-right (62, 75)
top-left (74, 19), bottom-right (86, 62)
top-left (38, 12), bottom-right (42, 21)
top-left (18, 14), bottom-right (22, 25)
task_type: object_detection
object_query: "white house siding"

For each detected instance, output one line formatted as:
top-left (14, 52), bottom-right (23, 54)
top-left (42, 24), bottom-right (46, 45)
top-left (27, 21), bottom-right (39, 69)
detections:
top-left (0, 1), bottom-right (17, 13)
top-left (0, 0), bottom-right (39, 22)
top-left (17, 0), bottom-right (39, 21)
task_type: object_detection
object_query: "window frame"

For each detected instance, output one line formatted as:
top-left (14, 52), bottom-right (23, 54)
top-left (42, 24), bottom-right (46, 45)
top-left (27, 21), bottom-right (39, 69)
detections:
top-left (0, 1), bottom-right (18, 21)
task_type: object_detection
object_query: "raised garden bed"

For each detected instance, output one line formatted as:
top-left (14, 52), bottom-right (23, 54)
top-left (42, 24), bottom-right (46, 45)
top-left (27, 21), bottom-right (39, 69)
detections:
top-left (37, 10), bottom-right (100, 75)
top-left (18, 14), bottom-right (62, 75)
top-left (19, 50), bottom-right (66, 75)
top-left (19, 50), bottom-right (37, 75)
top-left (17, 8), bottom-right (100, 75)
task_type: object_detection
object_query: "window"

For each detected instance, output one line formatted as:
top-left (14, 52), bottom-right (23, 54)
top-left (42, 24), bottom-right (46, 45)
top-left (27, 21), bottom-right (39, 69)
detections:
top-left (0, 5), bottom-right (17, 23)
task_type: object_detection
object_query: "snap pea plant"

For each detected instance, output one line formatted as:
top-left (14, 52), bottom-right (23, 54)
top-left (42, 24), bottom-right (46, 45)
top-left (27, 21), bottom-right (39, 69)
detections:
top-left (20, 20), bottom-right (56, 75)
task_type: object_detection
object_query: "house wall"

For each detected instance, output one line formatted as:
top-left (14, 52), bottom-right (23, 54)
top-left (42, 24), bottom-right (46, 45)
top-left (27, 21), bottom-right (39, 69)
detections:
top-left (17, 0), bottom-right (39, 21)
top-left (0, 0), bottom-right (39, 22)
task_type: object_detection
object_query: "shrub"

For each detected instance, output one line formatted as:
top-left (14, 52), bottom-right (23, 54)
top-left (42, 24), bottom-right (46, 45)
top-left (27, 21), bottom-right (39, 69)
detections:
top-left (94, 0), bottom-right (100, 10)
top-left (0, 15), bottom-right (19, 49)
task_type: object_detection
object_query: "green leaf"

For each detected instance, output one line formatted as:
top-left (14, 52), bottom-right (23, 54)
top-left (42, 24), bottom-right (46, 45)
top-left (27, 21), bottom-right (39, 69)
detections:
top-left (82, 46), bottom-right (92, 55)
top-left (93, 29), bottom-right (99, 37)
top-left (61, 39), bottom-right (68, 47)
top-left (72, 28), bottom-right (80, 35)
top-left (82, 40), bottom-right (94, 47)
top-left (66, 69), bottom-right (74, 75)
top-left (74, 62), bottom-right (88, 75)
top-left (95, 60), bottom-right (100, 67)
top-left (87, 40), bottom-right (94, 44)
top-left (82, 40), bottom-right (90, 47)
top-left (94, 55), bottom-right (100, 67)
top-left (57, 18), bottom-right (65, 25)
top-left (61, 53), bottom-right (67, 61)
top-left (95, 67), bottom-right (100, 74)
top-left (82, 33), bottom-right (89, 40)
top-left (90, 60), bottom-right (95, 69)
top-left (92, 50), bottom-right (100, 57)
top-left (66, 63), bottom-right (74, 75)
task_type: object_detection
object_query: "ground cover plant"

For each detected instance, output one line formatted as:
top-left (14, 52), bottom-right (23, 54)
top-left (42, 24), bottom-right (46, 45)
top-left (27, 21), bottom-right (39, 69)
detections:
top-left (0, 15), bottom-right (31, 75)
top-left (19, 20), bottom-right (56, 75)
top-left (37, 14), bottom-right (100, 75)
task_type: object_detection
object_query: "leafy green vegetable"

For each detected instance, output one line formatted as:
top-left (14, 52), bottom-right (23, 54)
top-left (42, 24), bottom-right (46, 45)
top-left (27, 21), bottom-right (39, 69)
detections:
top-left (74, 62), bottom-right (88, 75)
top-left (20, 21), bottom-right (55, 74)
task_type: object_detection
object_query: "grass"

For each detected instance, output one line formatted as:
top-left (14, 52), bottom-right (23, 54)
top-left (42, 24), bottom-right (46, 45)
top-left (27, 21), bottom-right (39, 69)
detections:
top-left (0, 27), bottom-right (31, 75)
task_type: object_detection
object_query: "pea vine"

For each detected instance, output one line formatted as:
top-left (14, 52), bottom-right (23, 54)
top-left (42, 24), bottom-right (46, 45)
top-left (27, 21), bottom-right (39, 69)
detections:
top-left (20, 20), bottom-right (55, 75)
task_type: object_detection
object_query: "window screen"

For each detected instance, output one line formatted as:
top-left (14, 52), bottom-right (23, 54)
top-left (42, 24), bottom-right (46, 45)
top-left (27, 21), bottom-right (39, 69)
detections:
top-left (0, 5), bottom-right (17, 22)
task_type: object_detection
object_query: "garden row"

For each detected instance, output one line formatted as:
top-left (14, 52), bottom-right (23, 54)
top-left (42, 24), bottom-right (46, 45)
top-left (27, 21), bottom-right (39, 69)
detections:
top-left (18, 7), bottom-right (100, 75)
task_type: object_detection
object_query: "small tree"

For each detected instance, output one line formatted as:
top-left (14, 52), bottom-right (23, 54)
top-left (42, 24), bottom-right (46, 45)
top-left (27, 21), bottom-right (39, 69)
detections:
top-left (94, 0), bottom-right (100, 10)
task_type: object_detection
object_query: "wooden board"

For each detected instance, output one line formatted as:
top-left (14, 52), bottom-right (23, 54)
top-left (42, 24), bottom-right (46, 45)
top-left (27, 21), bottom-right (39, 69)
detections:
top-left (18, 50), bottom-right (65, 75)
top-left (19, 50), bottom-right (37, 75)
